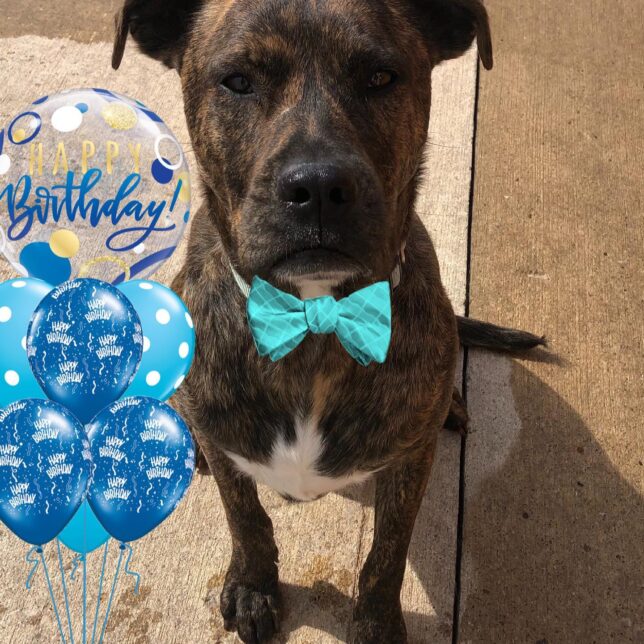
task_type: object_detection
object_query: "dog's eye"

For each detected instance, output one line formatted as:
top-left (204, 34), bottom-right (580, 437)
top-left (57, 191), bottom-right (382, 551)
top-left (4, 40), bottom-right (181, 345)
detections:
top-left (367, 70), bottom-right (398, 91)
top-left (221, 74), bottom-right (254, 95)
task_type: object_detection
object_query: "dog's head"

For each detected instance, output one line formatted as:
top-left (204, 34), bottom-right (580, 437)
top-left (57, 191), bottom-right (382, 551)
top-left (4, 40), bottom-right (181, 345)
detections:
top-left (114, 0), bottom-right (491, 290)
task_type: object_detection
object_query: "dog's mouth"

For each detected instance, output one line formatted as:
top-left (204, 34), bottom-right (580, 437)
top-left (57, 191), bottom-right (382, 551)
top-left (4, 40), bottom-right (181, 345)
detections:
top-left (270, 246), bottom-right (368, 283)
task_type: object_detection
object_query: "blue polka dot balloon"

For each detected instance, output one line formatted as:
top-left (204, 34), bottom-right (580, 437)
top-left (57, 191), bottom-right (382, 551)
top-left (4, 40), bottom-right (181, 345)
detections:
top-left (118, 280), bottom-right (195, 401)
top-left (0, 277), bottom-right (51, 407)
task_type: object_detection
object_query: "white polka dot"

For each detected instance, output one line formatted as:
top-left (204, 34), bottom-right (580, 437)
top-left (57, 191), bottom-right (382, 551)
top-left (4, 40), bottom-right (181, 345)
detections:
top-left (133, 243), bottom-right (146, 255)
top-left (143, 336), bottom-right (151, 352)
top-left (185, 312), bottom-right (193, 328)
top-left (0, 306), bottom-right (12, 323)
top-left (178, 342), bottom-right (189, 358)
top-left (4, 370), bottom-right (19, 386)
top-left (139, 282), bottom-right (154, 290)
top-left (146, 371), bottom-right (161, 386)
top-left (174, 375), bottom-right (185, 389)
top-left (0, 154), bottom-right (10, 175)
top-left (21, 336), bottom-right (27, 351)
top-left (12, 280), bottom-right (26, 288)
top-left (51, 105), bottom-right (83, 132)
top-left (156, 308), bottom-right (170, 325)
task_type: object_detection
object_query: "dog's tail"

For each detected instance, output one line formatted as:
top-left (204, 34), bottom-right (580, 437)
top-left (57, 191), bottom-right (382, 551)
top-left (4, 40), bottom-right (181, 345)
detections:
top-left (457, 316), bottom-right (546, 352)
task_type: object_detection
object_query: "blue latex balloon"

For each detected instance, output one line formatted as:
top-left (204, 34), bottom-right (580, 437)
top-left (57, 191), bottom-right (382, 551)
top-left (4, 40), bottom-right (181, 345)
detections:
top-left (0, 278), bottom-right (51, 407)
top-left (58, 500), bottom-right (110, 554)
top-left (0, 399), bottom-right (91, 545)
top-left (118, 280), bottom-right (195, 401)
top-left (87, 397), bottom-right (195, 543)
top-left (26, 278), bottom-right (143, 424)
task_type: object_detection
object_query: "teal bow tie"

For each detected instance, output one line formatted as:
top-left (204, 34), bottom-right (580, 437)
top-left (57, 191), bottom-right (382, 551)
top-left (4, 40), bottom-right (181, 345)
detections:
top-left (246, 277), bottom-right (392, 366)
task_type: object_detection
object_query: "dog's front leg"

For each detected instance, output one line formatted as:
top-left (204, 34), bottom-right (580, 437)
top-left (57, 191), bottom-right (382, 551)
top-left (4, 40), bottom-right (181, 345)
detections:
top-left (352, 438), bottom-right (437, 644)
top-left (205, 446), bottom-right (280, 643)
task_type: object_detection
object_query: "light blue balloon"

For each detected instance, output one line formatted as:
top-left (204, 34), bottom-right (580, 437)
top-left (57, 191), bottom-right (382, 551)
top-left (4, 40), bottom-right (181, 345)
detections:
top-left (118, 280), bottom-right (195, 401)
top-left (58, 500), bottom-right (110, 554)
top-left (0, 278), bottom-right (51, 407)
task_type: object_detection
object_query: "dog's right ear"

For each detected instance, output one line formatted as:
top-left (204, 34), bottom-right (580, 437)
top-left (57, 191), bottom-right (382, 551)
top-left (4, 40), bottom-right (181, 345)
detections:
top-left (112, 0), bottom-right (205, 71)
top-left (410, 0), bottom-right (493, 70)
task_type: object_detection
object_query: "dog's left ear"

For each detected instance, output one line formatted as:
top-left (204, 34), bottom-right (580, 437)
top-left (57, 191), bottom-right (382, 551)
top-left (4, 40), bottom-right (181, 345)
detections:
top-left (112, 0), bottom-right (205, 71)
top-left (411, 0), bottom-right (493, 70)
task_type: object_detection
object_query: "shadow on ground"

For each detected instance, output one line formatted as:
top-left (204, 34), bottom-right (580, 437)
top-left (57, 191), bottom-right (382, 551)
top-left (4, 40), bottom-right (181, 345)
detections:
top-left (458, 357), bottom-right (643, 643)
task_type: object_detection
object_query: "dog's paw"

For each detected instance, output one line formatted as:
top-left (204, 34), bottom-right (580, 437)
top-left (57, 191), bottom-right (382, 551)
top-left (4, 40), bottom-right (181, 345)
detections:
top-left (220, 577), bottom-right (280, 643)
top-left (351, 602), bottom-right (407, 644)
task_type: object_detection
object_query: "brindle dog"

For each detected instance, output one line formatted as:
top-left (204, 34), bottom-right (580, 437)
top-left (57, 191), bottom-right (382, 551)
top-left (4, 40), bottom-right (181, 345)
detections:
top-left (113, 1), bottom-right (542, 642)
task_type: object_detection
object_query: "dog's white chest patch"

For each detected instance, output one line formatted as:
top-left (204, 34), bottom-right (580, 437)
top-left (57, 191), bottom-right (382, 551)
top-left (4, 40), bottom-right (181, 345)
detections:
top-left (225, 416), bottom-right (372, 501)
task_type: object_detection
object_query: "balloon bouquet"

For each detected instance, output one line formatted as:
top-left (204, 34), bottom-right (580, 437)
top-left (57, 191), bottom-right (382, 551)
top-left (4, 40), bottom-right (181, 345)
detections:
top-left (0, 90), bottom-right (197, 643)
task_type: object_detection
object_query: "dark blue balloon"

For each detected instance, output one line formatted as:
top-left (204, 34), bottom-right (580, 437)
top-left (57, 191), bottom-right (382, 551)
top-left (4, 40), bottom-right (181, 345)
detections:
top-left (0, 399), bottom-right (91, 545)
top-left (26, 279), bottom-right (143, 424)
top-left (87, 397), bottom-right (195, 543)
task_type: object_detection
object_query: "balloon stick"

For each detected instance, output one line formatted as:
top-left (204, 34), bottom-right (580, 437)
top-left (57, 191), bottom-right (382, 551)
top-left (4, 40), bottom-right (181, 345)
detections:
top-left (82, 554), bottom-right (87, 644)
top-left (57, 540), bottom-right (75, 644)
top-left (39, 546), bottom-right (68, 644)
top-left (90, 542), bottom-right (109, 644)
top-left (97, 544), bottom-right (125, 644)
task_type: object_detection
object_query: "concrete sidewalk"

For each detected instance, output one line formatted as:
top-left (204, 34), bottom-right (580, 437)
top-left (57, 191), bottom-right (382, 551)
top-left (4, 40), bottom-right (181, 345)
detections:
top-left (0, 1), bottom-right (642, 642)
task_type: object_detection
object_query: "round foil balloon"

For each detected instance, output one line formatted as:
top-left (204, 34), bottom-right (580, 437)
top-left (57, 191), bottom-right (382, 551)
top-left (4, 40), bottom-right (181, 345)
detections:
top-left (0, 89), bottom-right (190, 285)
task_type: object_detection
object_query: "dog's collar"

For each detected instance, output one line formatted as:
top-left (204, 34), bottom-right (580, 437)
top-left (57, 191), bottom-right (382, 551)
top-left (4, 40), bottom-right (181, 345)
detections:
top-left (228, 245), bottom-right (406, 299)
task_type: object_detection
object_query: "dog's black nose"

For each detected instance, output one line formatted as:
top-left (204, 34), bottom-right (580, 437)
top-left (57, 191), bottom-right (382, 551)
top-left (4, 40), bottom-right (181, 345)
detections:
top-left (278, 163), bottom-right (357, 219)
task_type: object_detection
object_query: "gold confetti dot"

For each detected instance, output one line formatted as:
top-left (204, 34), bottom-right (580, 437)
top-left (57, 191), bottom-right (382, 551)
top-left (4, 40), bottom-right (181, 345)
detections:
top-left (13, 128), bottom-right (27, 143)
top-left (78, 256), bottom-right (131, 282)
top-left (49, 229), bottom-right (80, 258)
top-left (101, 103), bottom-right (138, 130)
top-left (176, 172), bottom-right (191, 203)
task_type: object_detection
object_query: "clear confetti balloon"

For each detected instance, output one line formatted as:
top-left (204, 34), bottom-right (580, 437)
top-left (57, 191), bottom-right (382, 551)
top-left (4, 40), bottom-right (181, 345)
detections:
top-left (0, 89), bottom-right (190, 285)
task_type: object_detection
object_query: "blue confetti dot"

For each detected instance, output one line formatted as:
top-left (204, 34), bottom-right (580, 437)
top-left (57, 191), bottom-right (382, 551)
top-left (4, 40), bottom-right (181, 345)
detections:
top-left (151, 158), bottom-right (173, 184)
top-left (183, 210), bottom-right (190, 223)
top-left (32, 95), bottom-right (49, 105)
top-left (75, 102), bottom-right (89, 113)
top-left (140, 107), bottom-right (163, 123)
top-left (19, 242), bottom-right (71, 285)
top-left (93, 88), bottom-right (117, 98)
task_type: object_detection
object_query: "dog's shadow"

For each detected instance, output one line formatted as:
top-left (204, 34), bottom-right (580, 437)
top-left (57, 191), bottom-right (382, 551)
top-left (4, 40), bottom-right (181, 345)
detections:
top-left (271, 354), bottom-right (642, 643)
